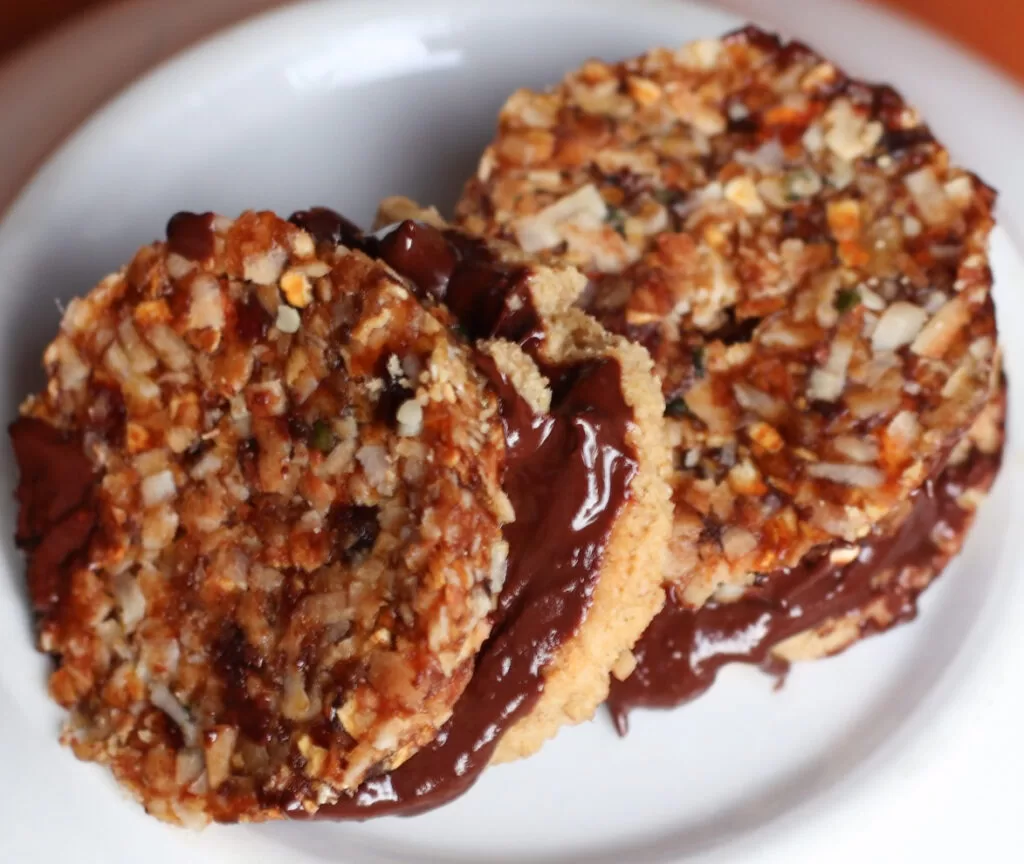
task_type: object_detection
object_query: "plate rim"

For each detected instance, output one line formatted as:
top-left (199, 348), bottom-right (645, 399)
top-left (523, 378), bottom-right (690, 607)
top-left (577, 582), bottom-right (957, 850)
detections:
top-left (0, 1), bottom-right (1022, 862)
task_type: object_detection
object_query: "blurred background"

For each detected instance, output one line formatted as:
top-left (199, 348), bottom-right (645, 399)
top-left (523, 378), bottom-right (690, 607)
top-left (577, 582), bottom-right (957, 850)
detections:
top-left (2, 0), bottom-right (1024, 80)
top-left (3, 0), bottom-right (1024, 79)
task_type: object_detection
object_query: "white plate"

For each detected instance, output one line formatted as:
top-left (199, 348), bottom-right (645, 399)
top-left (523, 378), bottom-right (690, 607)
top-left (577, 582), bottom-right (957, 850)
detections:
top-left (1, 2), bottom-right (1022, 862)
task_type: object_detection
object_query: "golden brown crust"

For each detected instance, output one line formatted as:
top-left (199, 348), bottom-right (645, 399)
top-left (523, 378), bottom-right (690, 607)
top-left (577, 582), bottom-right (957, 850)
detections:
top-left (17, 211), bottom-right (512, 824)
top-left (456, 26), bottom-right (1000, 608)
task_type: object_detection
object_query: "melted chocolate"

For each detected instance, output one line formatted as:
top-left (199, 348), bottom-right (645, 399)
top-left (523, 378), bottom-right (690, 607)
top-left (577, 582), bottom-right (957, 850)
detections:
top-left (289, 208), bottom-right (364, 249)
top-left (607, 452), bottom-right (1001, 734)
top-left (372, 220), bottom-right (457, 300)
top-left (235, 297), bottom-right (272, 343)
top-left (7, 209), bottom-right (636, 820)
top-left (278, 212), bottom-right (639, 819)
top-left (370, 221), bottom-right (541, 346)
top-left (8, 417), bottom-right (98, 622)
top-left (316, 357), bottom-right (635, 818)
top-left (166, 212), bottom-right (215, 261)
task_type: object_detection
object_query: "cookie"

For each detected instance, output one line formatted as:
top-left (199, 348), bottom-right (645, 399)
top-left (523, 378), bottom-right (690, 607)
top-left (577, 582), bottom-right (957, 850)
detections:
top-left (606, 375), bottom-right (1005, 730)
top-left (294, 201), bottom-right (672, 816)
top-left (9, 210), bottom-right (512, 824)
top-left (457, 26), bottom-right (1000, 628)
top-left (456, 25), bottom-right (1003, 725)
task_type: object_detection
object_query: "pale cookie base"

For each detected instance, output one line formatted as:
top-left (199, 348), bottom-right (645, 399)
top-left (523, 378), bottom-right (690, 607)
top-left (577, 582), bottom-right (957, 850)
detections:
top-left (376, 196), bottom-right (674, 763)
top-left (491, 310), bottom-right (672, 763)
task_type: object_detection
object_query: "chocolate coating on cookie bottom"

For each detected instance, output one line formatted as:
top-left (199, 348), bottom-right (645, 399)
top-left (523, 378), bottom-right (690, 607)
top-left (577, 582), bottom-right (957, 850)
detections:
top-left (318, 356), bottom-right (635, 818)
top-left (607, 448), bottom-right (1003, 734)
top-left (298, 213), bottom-right (639, 818)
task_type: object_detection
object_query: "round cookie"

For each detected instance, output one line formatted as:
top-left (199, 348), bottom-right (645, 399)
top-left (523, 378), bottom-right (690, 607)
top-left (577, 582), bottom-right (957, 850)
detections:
top-left (605, 374), bottom-right (1006, 728)
top-left (298, 201), bottom-right (672, 816)
top-left (456, 26), bottom-right (1000, 610)
top-left (373, 197), bottom-right (673, 759)
top-left (9, 210), bottom-right (512, 824)
top-left (772, 374), bottom-right (1006, 662)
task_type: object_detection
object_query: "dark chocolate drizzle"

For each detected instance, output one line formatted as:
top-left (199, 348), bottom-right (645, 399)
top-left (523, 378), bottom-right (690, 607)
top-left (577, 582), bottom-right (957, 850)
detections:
top-left (368, 221), bottom-right (543, 347)
top-left (289, 208), bottom-right (364, 249)
top-left (166, 212), bottom-right (215, 261)
top-left (277, 212), bottom-right (640, 819)
top-left (607, 450), bottom-right (1002, 734)
top-left (8, 417), bottom-right (98, 624)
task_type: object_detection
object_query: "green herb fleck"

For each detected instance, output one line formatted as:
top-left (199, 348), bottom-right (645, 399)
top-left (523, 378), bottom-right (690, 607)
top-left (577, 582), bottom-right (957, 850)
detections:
top-left (784, 168), bottom-right (820, 202)
top-left (653, 188), bottom-right (677, 206)
top-left (691, 346), bottom-right (706, 379)
top-left (665, 397), bottom-right (690, 418)
top-left (606, 206), bottom-right (628, 237)
top-left (834, 289), bottom-right (861, 314)
top-left (310, 419), bottom-right (336, 454)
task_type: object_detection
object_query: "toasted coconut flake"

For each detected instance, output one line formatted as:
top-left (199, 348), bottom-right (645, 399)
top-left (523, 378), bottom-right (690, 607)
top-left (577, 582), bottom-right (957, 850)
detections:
top-left (188, 275), bottom-right (225, 332)
top-left (141, 470), bottom-right (177, 507)
top-left (905, 166), bottom-right (953, 226)
top-left (911, 295), bottom-right (969, 358)
top-left (807, 462), bottom-right (885, 487)
top-left (150, 683), bottom-right (196, 746)
top-left (871, 301), bottom-right (928, 352)
top-left (513, 184), bottom-right (607, 253)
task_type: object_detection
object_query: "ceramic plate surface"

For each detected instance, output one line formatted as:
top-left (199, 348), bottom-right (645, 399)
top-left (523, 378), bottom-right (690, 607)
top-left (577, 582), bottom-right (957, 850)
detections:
top-left (1, 2), bottom-right (1022, 862)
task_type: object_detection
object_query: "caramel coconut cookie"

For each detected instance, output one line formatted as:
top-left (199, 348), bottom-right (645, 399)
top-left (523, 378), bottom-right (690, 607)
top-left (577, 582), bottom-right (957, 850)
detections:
top-left (284, 200), bottom-right (671, 816)
top-left (456, 26), bottom-right (1003, 724)
top-left (606, 376), bottom-right (1005, 729)
top-left (9, 210), bottom-right (512, 824)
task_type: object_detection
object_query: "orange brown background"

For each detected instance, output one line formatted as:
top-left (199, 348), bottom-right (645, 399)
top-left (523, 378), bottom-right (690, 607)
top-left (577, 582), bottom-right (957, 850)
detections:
top-left (2, 0), bottom-right (1023, 78)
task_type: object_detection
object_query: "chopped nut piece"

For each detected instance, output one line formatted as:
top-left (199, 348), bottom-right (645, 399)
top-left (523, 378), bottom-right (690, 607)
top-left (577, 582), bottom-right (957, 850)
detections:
top-left (513, 184), bottom-right (608, 253)
top-left (829, 546), bottom-right (860, 566)
top-left (396, 399), bottom-right (424, 437)
top-left (275, 305), bottom-right (301, 334)
top-left (280, 269), bottom-right (314, 308)
top-left (872, 302), bottom-right (928, 352)
top-left (911, 296), bottom-right (969, 358)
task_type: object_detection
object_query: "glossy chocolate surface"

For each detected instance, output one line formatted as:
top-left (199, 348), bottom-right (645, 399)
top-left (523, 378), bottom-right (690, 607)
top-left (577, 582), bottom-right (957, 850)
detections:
top-left (607, 451), bottom-right (1001, 734)
top-left (9, 417), bottom-right (97, 624)
top-left (293, 213), bottom-right (639, 818)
